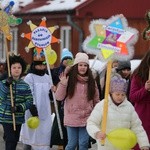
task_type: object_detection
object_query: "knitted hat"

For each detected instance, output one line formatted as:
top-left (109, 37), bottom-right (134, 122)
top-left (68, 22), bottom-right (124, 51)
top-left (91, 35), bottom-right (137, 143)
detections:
top-left (61, 48), bottom-right (73, 61)
top-left (116, 61), bottom-right (131, 71)
top-left (73, 52), bottom-right (89, 66)
top-left (110, 75), bottom-right (128, 93)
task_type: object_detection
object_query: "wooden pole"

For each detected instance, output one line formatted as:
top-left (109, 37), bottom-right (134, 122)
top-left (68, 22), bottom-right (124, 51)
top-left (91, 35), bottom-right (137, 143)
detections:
top-left (43, 48), bottom-right (63, 139)
top-left (4, 37), bottom-right (16, 131)
top-left (101, 60), bottom-right (112, 145)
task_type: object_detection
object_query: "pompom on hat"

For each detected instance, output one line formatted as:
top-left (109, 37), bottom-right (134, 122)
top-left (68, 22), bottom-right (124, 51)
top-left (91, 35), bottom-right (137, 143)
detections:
top-left (110, 75), bottom-right (128, 93)
top-left (73, 52), bottom-right (89, 66)
top-left (61, 48), bottom-right (73, 61)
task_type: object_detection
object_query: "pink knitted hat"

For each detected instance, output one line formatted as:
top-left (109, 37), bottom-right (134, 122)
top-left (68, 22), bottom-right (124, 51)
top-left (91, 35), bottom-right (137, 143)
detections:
top-left (73, 52), bottom-right (89, 66)
top-left (110, 75), bottom-right (128, 93)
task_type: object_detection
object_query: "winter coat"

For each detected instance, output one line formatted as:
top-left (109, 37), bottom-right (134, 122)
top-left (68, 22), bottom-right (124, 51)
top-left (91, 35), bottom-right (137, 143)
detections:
top-left (130, 75), bottom-right (150, 143)
top-left (86, 96), bottom-right (149, 150)
top-left (55, 78), bottom-right (100, 127)
top-left (0, 79), bottom-right (33, 124)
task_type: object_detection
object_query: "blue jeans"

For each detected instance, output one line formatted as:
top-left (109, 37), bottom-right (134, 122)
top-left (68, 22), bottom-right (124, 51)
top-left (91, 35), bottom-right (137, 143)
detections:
top-left (65, 126), bottom-right (89, 150)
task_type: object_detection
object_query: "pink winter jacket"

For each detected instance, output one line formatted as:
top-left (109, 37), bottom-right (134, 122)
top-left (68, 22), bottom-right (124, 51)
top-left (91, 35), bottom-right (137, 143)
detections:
top-left (55, 81), bottom-right (100, 127)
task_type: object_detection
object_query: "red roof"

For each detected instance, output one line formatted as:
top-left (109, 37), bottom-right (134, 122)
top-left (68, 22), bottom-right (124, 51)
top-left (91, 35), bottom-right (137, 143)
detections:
top-left (16, 0), bottom-right (150, 19)
top-left (76, 0), bottom-right (150, 18)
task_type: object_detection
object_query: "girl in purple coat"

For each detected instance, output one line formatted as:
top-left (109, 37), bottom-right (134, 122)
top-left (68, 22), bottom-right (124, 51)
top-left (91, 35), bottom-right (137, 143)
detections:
top-left (130, 50), bottom-right (150, 150)
top-left (55, 52), bottom-right (100, 150)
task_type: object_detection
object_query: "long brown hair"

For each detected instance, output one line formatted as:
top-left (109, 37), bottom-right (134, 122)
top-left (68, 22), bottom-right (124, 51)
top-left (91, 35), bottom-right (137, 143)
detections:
top-left (67, 64), bottom-right (96, 101)
top-left (132, 50), bottom-right (150, 82)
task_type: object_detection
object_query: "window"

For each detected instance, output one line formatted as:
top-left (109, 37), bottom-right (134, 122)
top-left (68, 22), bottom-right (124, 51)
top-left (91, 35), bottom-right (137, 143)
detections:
top-left (60, 26), bottom-right (71, 56)
top-left (0, 28), bottom-right (18, 62)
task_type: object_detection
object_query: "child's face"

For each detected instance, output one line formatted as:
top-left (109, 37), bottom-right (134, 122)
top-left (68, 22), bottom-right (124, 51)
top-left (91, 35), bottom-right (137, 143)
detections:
top-left (11, 63), bottom-right (22, 79)
top-left (111, 92), bottom-right (126, 104)
top-left (78, 62), bottom-right (88, 76)
top-left (121, 69), bottom-right (131, 79)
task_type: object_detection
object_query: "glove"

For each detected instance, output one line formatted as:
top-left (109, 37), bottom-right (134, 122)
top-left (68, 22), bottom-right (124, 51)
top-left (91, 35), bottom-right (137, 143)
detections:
top-left (29, 105), bottom-right (38, 117)
top-left (6, 77), bottom-right (14, 86)
top-left (11, 105), bottom-right (23, 113)
top-left (49, 89), bottom-right (54, 102)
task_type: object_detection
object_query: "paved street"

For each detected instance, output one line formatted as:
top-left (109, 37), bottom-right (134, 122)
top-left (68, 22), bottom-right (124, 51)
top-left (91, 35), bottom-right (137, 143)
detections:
top-left (0, 125), bottom-right (97, 150)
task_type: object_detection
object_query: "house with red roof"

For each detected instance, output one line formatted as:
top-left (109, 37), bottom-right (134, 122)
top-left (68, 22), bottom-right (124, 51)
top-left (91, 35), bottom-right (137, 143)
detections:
top-left (0, 0), bottom-right (150, 65)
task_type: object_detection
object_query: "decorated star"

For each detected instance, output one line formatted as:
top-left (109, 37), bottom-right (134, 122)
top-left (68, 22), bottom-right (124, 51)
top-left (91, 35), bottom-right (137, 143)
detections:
top-left (83, 14), bottom-right (139, 61)
top-left (21, 17), bottom-right (60, 56)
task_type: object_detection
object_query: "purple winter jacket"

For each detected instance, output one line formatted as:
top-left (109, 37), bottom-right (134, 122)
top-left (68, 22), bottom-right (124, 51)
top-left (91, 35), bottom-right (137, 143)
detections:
top-left (129, 75), bottom-right (150, 144)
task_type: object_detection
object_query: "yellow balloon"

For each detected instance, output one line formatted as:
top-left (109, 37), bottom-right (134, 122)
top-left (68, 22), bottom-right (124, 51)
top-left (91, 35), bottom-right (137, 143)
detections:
top-left (107, 128), bottom-right (137, 150)
top-left (46, 49), bottom-right (57, 65)
top-left (27, 117), bottom-right (40, 129)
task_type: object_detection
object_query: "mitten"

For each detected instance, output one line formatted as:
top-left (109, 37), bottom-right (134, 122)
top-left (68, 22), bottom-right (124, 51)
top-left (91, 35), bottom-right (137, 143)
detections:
top-left (29, 105), bottom-right (38, 117)
top-left (6, 77), bottom-right (13, 86)
top-left (11, 105), bottom-right (23, 113)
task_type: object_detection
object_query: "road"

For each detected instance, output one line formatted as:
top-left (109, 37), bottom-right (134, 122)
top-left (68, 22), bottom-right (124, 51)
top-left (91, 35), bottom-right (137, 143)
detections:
top-left (0, 125), bottom-right (97, 150)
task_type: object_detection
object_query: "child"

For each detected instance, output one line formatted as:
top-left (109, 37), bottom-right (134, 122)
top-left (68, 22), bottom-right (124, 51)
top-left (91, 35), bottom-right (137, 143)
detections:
top-left (20, 49), bottom-right (52, 150)
top-left (55, 52), bottom-right (100, 150)
top-left (86, 75), bottom-right (149, 150)
top-left (0, 54), bottom-right (33, 150)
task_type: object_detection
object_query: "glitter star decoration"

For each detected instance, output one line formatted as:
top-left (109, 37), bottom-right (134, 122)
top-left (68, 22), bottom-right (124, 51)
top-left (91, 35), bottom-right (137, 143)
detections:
top-left (83, 14), bottom-right (139, 61)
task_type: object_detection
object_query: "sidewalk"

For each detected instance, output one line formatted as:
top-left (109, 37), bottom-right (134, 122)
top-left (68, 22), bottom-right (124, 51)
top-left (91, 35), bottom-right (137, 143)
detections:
top-left (0, 125), bottom-right (97, 150)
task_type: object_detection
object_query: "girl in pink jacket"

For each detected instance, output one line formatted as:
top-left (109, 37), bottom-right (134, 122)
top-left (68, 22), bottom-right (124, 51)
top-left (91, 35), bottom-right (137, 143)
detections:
top-left (55, 52), bottom-right (100, 150)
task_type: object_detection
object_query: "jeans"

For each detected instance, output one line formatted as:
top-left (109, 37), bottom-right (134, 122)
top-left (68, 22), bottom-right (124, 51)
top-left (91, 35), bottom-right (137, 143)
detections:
top-left (65, 126), bottom-right (89, 150)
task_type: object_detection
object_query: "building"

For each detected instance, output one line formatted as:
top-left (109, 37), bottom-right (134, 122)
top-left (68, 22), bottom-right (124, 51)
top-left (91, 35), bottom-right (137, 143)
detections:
top-left (0, 0), bottom-right (150, 65)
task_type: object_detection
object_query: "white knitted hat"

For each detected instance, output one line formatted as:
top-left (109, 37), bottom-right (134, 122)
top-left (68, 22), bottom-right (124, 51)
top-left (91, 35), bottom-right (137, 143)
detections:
top-left (73, 52), bottom-right (89, 66)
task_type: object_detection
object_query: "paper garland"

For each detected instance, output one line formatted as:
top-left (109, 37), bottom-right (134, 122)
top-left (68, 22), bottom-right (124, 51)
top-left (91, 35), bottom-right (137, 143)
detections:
top-left (83, 14), bottom-right (139, 62)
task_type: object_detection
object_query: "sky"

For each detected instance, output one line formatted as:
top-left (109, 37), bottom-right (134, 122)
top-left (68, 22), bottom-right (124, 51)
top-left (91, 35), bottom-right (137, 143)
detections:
top-left (0, 0), bottom-right (87, 13)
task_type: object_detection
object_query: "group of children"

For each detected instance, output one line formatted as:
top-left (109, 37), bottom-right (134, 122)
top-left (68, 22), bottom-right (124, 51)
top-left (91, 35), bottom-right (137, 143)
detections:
top-left (0, 48), bottom-right (150, 150)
